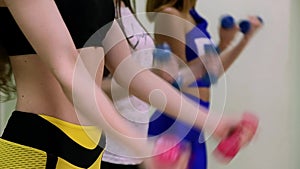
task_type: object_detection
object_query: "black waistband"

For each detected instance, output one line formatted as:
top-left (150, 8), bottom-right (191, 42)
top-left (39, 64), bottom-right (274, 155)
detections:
top-left (1, 111), bottom-right (104, 168)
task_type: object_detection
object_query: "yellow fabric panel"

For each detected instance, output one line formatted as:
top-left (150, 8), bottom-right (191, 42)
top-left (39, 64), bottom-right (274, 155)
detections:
top-left (39, 115), bottom-right (101, 149)
top-left (0, 115), bottom-right (104, 169)
top-left (56, 150), bottom-right (104, 169)
top-left (0, 138), bottom-right (47, 169)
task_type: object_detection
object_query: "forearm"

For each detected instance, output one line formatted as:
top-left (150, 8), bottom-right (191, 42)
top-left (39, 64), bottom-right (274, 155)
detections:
top-left (59, 58), bottom-right (152, 158)
top-left (218, 41), bottom-right (231, 53)
top-left (219, 37), bottom-right (249, 74)
top-left (113, 61), bottom-right (208, 129)
top-left (95, 87), bottom-right (153, 157)
top-left (101, 77), bottom-right (113, 99)
top-left (219, 16), bottom-right (262, 74)
top-left (104, 20), bottom-right (210, 133)
top-left (102, 76), bottom-right (134, 101)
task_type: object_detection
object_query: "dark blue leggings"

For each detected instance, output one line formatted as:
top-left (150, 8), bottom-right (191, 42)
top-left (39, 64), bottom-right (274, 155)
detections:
top-left (148, 93), bottom-right (210, 169)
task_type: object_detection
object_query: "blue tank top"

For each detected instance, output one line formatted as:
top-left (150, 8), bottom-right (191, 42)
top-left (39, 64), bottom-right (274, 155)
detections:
top-left (185, 8), bottom-right (216, 87)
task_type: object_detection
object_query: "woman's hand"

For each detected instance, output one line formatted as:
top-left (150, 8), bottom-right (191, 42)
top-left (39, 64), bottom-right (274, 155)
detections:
top-left (142, 143), bottom-right (191, 169)
top-left (243, 16), bottom-right (263, 41)
top-left (218, 24), bottom-right (239, 51)
top-left (205, 115), bottom-right (240, 140)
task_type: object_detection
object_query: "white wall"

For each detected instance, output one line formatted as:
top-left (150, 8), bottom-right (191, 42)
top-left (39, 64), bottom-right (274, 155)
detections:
top-left (289, 0), bottom-right (300, 168)
top-left (136, 0), bottom-right (297, 169)
top-left (197, 1), bottom-right (292, 169)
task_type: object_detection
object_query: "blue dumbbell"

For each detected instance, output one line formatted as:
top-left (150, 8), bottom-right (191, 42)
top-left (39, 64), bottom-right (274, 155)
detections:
top-left (153, 43), bottom-right (171, 62)
top-left (239, 16), bottom-right (263, 34)
top-left (220, 15), bottom-right (235, 29)
top-left (221, 15), bottom-right (263, 34)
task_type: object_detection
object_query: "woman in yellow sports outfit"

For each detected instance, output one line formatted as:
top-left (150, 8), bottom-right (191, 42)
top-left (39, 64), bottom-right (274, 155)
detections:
top-left (0, 0), bottom-right (241, 168)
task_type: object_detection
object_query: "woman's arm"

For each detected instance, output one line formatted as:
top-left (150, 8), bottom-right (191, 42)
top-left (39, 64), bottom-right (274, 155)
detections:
top-left (153, 8), bottom-right (187, 62)
top-left (178, 16), bottom-right (263, 81)
top-left (101, 76), bottom-right (113, 99)
top-left (103, 22), bottom-right (236, 139)
top-left (219, 16), bottom-right (263, 73)
top-left (217, 24), bottom-right (239, 52)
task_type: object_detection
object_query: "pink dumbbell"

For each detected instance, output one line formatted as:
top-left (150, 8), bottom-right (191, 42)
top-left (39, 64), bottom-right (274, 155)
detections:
top-left (214, 112), bottom-right (259, 163)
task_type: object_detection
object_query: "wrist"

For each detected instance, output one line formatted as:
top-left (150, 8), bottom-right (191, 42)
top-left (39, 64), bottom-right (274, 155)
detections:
top-left (239, 37), bottom-right (250, 47)
top-left (195, 107), bottom-right (209, 129)
top-left (218, 42), bottom-right (230, 52)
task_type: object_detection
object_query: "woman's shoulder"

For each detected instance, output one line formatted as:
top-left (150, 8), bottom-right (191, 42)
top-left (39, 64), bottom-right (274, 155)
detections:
top-left (159, 7), bottom-right (182, 17)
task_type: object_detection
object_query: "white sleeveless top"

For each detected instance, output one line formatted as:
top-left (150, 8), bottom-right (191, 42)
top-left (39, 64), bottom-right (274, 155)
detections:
top-left (102, 7), bottom-right (154, 165)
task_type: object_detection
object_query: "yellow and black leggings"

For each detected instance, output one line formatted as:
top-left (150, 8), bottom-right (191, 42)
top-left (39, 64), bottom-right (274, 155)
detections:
top-left (0, 111), bottom-right (105, 169)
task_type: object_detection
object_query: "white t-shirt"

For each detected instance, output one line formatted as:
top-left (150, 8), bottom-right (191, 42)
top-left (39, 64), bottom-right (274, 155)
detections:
top-left (102, 7), bottom-right (155, 165)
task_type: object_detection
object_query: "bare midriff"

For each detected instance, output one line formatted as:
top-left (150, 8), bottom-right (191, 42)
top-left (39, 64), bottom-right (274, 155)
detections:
top-left (9, 47), bottom-right (105, 125)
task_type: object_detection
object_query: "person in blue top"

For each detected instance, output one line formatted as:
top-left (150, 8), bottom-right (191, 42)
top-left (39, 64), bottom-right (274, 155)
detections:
top-left (146, 0), bottom-right (263, 168)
